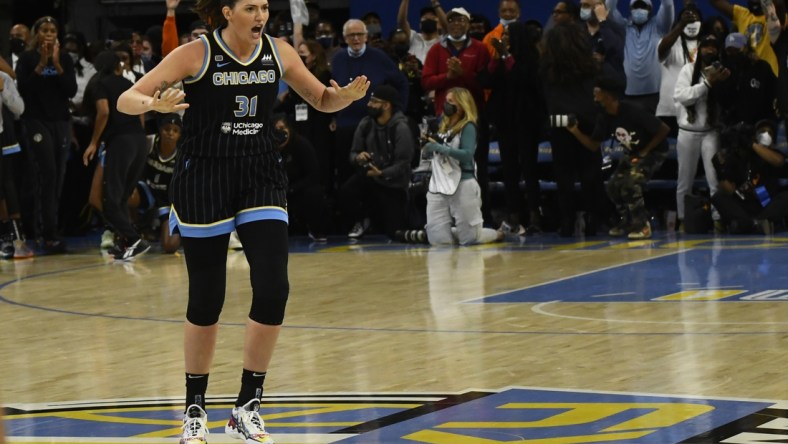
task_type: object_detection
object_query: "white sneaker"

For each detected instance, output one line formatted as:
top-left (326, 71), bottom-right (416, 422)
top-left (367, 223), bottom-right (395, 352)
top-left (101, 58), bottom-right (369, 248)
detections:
top-left (228, 231), bottom-right (243, 250)
top-left (225, 399), bottom-right (274, 443)
top-left (100, 230), bottom-right (115, 249)
top-left (347, 218), bottom-right (370, 239)
top-left (180, 404), bottom-right (209, 444)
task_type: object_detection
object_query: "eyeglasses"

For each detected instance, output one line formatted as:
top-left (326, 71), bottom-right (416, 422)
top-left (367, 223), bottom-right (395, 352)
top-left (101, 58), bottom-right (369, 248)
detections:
top-left (344, 32), bottom-right (367, 40)
top-left (447, 17), bottom-right (469, 24)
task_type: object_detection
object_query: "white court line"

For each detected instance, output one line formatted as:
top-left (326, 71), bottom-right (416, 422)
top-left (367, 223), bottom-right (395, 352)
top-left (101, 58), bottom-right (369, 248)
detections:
top-left (591, 292), bottom-right (636, 298)
top-left (532, 300), bottom-right (788, 325)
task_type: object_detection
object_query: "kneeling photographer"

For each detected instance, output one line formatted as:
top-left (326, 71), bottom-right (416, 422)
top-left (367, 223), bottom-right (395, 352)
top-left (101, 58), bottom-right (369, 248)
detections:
top-left (711, 120), bottom-right (788, 234)
top-left (337, 85), bottom-right (415, 240)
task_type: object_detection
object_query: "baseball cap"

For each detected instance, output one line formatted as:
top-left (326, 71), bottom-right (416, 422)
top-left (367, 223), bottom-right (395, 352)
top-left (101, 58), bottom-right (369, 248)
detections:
top-left (371, 84), bottom-right (402, 109)
top-left (158, 113), bottom-right (183, 128)
top-left (725, 32), bottom-right (747, 49)
top-left (447, 7), bottom-right (471, 21)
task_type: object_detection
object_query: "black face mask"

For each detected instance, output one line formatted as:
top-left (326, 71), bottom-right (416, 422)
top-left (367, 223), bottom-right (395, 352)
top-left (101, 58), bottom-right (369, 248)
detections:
top-left (443, 102), bottom-right (458, 117)
top-left (299, 55), bottom-right (308, 65)
top-left (394, 44), bottom-right (410, 59)
top-left (317, 36), bottom-right (334, 49)
top-left (272, 128), bottom-right (289, 146)
top-left (726, 52), bottom-right (747, 67)
top-left (469, 31), bottom-right (486, 41)
top-left (368, 106), bottom-right (384, 119)
top-left (748, 0), bottom-right (763, 14)
top-left (701, 52), bottom-right (719, 66)
top-left (10, 38), bottom-right (25, 55)
top-left (420, 19), bottom-right (438, 34)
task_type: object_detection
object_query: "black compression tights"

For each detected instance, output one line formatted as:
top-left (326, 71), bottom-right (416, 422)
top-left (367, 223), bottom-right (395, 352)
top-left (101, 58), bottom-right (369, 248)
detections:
top-left (182, 220), bottom-right (290, 326)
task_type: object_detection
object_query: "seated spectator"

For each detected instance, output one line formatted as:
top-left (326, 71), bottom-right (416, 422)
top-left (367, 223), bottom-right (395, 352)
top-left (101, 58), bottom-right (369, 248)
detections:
top-left (422, 87), bottom-right (504, 246)
top-left (569, 75), bottom-right (670, 239)
top-left (272, 115), bottom-right (330, 242)
top-left (711, 120), bottom-right (788, 234)
top-left (127, 113), bottom-right (181, 253)
top-left (337, 85), bottom-right (414, 240)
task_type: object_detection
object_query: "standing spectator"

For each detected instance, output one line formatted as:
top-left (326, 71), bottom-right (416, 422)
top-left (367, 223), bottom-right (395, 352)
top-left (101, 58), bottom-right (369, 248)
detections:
top-left (482, 22), bottom-right (547, 235)
top-left (710, 0), bottom-right (779, 76)
top-left (540, 24), bottom-right (605, 237)
top-left (82, 51), bottom-right (149, 260)
top-left (657, 5), bottom-right (702, 135)
top-left (331, 19), bottom-right (409, 191)
top-left (570, 76), bottom-right (670, 239)
top-left (483, 0), bottom-right (521, 57)
top-left (422, 7), bottom-right (492, 222)
top-left (674, 33), bottom-right (729, 230)
top-left (315, 19), bottom-right (341, 64)
top-left (552, 1), bottom-right (581, 25)
top-left (718, 32), bottom-right (777, 126)
top-left (712, 119), bottom-right (788, 234)
top-left (338, 85), bottom-right (414, 239)
top-left (702, 15), bottom-right (730, 42)
top-left (470, 14), bottom-right (493, 42)
top-left (423, 87), bottom-right (504, 245)
top-left (277, 39), bottom-right (334, 193)
top-left (397, 0), bottom-right (447, 64)
top-left (15, 16), bottom-right (77, 252)
top-left (606, 0), bottom-right (675, 113)
top-left (582, 0), bottom-right (625, 78)
top-left (762, 0), bottom-right (788, 132)
top-left (272, 115), bottom-right (330, 242)
top-left (9, 24), bottom-right (30, 72)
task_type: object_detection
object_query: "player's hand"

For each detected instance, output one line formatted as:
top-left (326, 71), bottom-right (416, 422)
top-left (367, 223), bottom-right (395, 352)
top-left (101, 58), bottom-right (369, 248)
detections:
top-left (331, 75), bottom-right (370, 102)
top-left (149, 87), bottom-right (189, 113)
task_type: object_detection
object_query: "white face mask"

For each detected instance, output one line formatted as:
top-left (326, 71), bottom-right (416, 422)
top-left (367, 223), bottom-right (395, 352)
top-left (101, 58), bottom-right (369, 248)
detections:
top-left (580, 7), bottom-right (594, 21)
top-left (684, 21), bottom-right (701, 38)
top-left (758, 131), bottom-right (773, 146)
top-left (631, 8), bottom-right (649, 24)
top-left (500, 18), bottom-right (518, 27)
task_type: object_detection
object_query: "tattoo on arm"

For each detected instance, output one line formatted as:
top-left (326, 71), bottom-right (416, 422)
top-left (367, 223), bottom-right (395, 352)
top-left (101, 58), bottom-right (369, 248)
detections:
top-left (296, 87), bottom-right (320, 106)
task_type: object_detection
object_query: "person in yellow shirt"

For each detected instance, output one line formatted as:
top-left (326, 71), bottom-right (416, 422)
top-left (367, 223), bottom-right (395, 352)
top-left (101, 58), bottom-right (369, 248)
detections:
top-left (709, 0), bottom-right (779, 75)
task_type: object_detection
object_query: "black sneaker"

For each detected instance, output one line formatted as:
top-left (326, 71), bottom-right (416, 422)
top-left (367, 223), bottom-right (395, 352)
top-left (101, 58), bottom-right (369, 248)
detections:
top-left (1, 234), bottom-right (13, 260)
top-left (114, 238), bottom-right (151, 261)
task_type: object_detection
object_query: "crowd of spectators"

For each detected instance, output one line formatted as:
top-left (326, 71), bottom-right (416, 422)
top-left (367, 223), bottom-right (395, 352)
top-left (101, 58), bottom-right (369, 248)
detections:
top-left (2, 0), bottom-right (788, 258)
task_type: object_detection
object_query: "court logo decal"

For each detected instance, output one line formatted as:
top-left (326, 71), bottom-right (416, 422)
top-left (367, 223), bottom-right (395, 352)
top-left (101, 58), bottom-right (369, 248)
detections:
top-left (5, 388), bottom-right (787, 443)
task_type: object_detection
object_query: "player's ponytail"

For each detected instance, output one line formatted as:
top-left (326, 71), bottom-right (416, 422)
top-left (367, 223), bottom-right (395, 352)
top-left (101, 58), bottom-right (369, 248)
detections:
top-left (193, 0), bottom-right (236, 31)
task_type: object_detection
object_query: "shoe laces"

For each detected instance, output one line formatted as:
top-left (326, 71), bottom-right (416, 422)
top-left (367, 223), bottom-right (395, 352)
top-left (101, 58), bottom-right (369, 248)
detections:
top-left (183, 416), bottom-right (205, 436)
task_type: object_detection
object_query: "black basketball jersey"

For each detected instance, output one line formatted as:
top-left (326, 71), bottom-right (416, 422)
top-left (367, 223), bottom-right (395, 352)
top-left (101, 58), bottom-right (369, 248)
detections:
top-left (181, 30), bottom-right (283, 157)
top-left (143, 135), bottom-right (176, 206)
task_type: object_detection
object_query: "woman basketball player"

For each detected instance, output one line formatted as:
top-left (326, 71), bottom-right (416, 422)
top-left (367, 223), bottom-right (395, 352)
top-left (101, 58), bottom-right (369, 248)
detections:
top-left (117, 0), bottom-right (369, 442)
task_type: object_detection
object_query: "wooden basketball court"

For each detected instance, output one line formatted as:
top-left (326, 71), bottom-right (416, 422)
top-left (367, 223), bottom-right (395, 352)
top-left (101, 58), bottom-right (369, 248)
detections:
top-left (1, 233), bottom-right (786, 443)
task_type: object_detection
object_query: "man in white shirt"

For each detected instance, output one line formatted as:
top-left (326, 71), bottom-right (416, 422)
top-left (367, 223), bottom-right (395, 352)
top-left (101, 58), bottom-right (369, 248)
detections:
top-left (9, 24), bottom-right (29, 73)
top-left (397, 0), bottom-right (449, 64)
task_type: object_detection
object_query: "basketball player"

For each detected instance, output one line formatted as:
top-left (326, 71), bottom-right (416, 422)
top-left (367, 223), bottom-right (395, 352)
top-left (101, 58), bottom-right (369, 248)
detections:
top-left (117, 0), bottom-right (369, 442)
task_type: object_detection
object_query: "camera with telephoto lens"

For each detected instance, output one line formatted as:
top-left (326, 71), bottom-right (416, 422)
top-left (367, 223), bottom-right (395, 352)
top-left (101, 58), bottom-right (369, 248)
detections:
top-left (713, 122), bottom-right (754, 190)
top-left (549, 114), bottom-right (578, 128)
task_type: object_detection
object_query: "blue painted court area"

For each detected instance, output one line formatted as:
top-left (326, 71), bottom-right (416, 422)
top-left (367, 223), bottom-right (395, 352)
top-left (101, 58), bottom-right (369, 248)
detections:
top-left (476, 247), bottom-right (788, 303)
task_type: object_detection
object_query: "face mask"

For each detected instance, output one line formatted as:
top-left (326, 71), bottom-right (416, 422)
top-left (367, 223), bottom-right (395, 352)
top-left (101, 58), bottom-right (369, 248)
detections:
top-left (701, 52), bottom-right (719, 65)
top-left (631, 8), bottom-right (649, 25)
top-left (10, 38), bottom-right (25, 55)
top-left (443, 102), bottom-right (458, 117)
top-left (394, 44), bottom-right (410, 59)
top-left (580, 7), bottom-right (594, 21)
top-left (469, 31), bottom-right (486, 41)
top-left (317, 36), bottom-right (334, 49)
top-left (748, 0), bottom-right (763, 14)
top-left (594, 100), bottom-right (605, 111)
top-left (447, 34), bottom-right (467, 42)
top-left (727, 52), bottom-right (746, 66)
top-left (299, 55), bottom-right (308, 65)
top-left (366, 23), bottom-right (382, 37)
top-left (67, 51), bottom-right (79, 64)
top-left (500, 18), bottom-right (517, 27)
top-left (368, 106), bottom-right (384, 119)
top-left (420, 19), bottom-right (438, 34)
top-left (348, 44), bottom-right (366, 57)
top-left (757, 131), bottom-right (773, 146)
top-left (141, 53), bottom-right (152, 63)
top-left (683, 21), bottom-right (701, 38)
top-left (272, 128), bottom-right (289, 146)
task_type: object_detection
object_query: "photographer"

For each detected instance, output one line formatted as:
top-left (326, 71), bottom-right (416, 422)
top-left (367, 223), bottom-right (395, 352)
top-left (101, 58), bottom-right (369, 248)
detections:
top-left (711, 120), bottom-right (788, 234)
top-left (338, 85), bottom-right (414, 240)
top-left (569, 75), bottom-right (670, 239)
